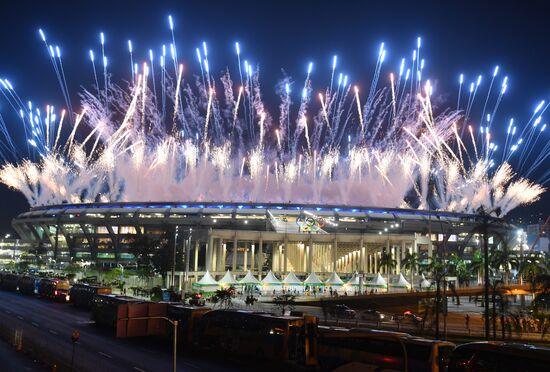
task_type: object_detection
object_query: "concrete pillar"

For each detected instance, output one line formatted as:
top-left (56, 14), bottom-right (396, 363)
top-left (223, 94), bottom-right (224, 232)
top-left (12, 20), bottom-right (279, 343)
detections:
top-left (219, 238), bottom-right (224, 271)
top-left (232, 235), bottom-right (238, 272)
top-left (332, 236), bottom-right (338, 272)
top-left (374, 251), bottom-right (378, 273)
top-left (222, 243), bottom-right (227, 271)
top-left (359, 237), bottom-right (365, 273)
top-left (278, 245), bottom-right (283, 273)
top-left (250, 244), bottom-right (255, 274)
top-left (206, 230), bottom-right (213, 272)
top-left (211, 238), bottom-right (217, 273)
top-left (194, 241), bottom-right (199, 272)
top-left (243, 243), bottom-right (248, 272)
top-left (307, 235), bottom-right (313, 273)
top-left (283, 236), bottom-right (288, 273)
top-left (258, 238), bottom-right (263, 274)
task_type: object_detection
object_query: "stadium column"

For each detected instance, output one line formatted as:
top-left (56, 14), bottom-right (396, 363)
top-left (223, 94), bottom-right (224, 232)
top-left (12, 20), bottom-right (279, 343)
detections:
top-left (283, 236), bottom-right (288, 273)
top-left (217, 238), bottom-right (223, 272)
top-left (332, 236), bottom-right (338, 272)
top-left (211, 236), bottom-right (217, 273)
top-left (194, 241), bottom-right (199, 272)
top-left (257, 238), bottom-right (263, 275)
top-left (243, 243), bottom-right (248, 272)
top-left (359, 236), bottom-right (365, 273)
top-left (232, 235), bottom-right (238, 272)
top-left (250, 244), bottom-right (255, 274)
top-left (222, 243), bottom-right (227, 271)
top-left (206, 229), bottom-right (213, 272)
top-left (307, 234), bottom-right (313, 273)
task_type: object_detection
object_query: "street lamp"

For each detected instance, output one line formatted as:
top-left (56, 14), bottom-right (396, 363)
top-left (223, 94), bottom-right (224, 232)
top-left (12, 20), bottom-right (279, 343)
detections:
top-left (121, 316), bottom-right (178, 372)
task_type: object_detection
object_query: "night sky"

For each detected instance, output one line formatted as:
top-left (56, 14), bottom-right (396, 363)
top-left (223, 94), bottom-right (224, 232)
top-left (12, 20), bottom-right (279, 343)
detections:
top-left (0, 0), bottom-right (548, 234)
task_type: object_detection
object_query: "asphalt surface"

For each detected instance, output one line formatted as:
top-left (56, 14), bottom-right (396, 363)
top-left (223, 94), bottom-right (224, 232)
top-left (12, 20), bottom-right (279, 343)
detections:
top-left (0, 337), bottom-right (47, 371)
top-left (0, 290), bottom-right (238, 372)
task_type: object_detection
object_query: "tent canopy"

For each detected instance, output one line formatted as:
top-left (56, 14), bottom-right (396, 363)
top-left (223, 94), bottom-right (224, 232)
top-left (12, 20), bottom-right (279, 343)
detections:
top-left (420, 273), bottom-right (432, 288)
top-left (193, 271), bottom-right (219, 288)
top-left (367, 273), bottom-right (387, 287)
top-left (240, 270), bottom-right (261, 285)
top-left (218, 270), bottom-right (238, 285)
top-left (325, 271), bottom-right (344, 286)
top-left (346, 273), bottom-right (361, 286)
top-left (262, 270), bottom-right (281, 285)
top-left (304, 272), bottom-right (324, 286)
top-left (283, 271), bottom-right (303, 286)
top-left (393, 273), bottom-right (411, 288)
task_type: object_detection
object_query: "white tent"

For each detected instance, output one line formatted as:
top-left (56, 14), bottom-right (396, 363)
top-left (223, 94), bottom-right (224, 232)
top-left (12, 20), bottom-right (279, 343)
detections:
top-left (218, 270), bottom-right (238, 287)
top-left (261, 270), bottom-right (282, 286)
top-left (367, 273), bottom-right (387, 288)
top-left (325, 271), bottom-right (344, 286)
top-left (193, 271), bottom-right (219, 292)
top-left (393, 273), bottom-right (411, 289)
top-left (420, 273), bottom-right (432, 288)
top-left (283, 271), bottom-right (303, 286)
top-left (240, 270), bottom-right (261, 286)
top-left (346, 273), bottom-right (361, 286)
top-left (304, 272), bottom-right (324, 286)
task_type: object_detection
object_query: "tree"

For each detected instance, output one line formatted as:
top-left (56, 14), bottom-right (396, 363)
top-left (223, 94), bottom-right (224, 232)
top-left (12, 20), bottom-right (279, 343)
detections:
top-left (212, 287), bottom-right (236, 309)
top-left (379, 249), bottom-right (396, 290)
top-left (469, 250), bottom-right (484, 285)
top-left (130, 231), bottom-right (184, 287)
top-left (455, 260), bottom-right (473, 288)
top-left (401, 251), bottom-right (420, 290)
top-left (273, 294), bottom-right (296, 315)
top-left (520, 253), bottom-right (547, 293)
top-left (490, 243), bottom-right (518, 284)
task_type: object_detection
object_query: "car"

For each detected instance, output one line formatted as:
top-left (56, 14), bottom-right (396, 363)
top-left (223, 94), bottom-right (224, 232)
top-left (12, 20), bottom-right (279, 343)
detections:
top-left (392, 310), bottom-right (422, 324)
top-left (359, 309), bottom-right (385, 322)
top-left (329, 304), bottom-right (356, 319)
top-left (447, 342), bottom-right (550, 372)
top-left (188, 293), bottom-right (206, 306)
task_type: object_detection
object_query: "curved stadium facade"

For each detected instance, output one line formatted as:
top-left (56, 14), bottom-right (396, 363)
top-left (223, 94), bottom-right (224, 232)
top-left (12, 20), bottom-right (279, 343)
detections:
top-left (12, 202), bottom-right (513, 283)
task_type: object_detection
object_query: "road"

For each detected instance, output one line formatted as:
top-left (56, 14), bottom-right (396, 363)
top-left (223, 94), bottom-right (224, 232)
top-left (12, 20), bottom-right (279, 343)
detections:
top-left (0, 337), bottom-right (48, 371)
top-left (0, 290), bottom-right (237, 372)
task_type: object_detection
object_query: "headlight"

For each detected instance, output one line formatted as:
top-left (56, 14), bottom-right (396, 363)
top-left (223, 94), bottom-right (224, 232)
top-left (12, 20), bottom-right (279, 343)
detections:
top-left (380, 314), bottom-right (385, 319)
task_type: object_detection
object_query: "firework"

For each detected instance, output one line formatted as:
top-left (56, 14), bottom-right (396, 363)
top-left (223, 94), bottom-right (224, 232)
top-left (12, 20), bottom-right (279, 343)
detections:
top-left (0, 16), bottom-right (546, 217)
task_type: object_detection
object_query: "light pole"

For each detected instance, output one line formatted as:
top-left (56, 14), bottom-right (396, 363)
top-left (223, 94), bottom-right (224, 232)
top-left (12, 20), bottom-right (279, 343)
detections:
top-left (172, 226), bottom-right (178, 290)
top-left (184, 229), bottom-right (192, 293)
top-left (121, 316), bottom-right (178, 372)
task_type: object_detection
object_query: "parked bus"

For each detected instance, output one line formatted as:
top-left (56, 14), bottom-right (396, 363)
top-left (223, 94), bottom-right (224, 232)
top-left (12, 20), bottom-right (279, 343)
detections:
top-left (18, 276), bottom-right (40, 295)
top-left (0, 273), bottom-right (21, 291)
top-left (38, 278), bottom-right (70, 302)
top-left (165, 303), bottom-right (211, 345)
top-left (69, 283), bottom-right (112, 308)
top-left (447, 342), bottom-right (550, 372)
top-left (317, 326), bottom-right (455, 371)
top-left (196, 309), bottom-right (316, 364)
top-left (90, 294), bottom-right (145, 328)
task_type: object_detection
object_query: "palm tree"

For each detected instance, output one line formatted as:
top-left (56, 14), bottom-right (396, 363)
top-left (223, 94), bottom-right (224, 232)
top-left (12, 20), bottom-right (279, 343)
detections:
top-left (490, 244), bottom-right (518, 284)
top-left (519, 253), bottom-right (547, 292)
top-left (401, 251), bottom-right (420, 290)
top-left (379, 250), bottom-right (397, 290)
top-left (455, 260), bottom-right (473, 288)
top-left (447, 254), bottom-right (468, 288)
top-left (469, 250), bottom-right (484, 285)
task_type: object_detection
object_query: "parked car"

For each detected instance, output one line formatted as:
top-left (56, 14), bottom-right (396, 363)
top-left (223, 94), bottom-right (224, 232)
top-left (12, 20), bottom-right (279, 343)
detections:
top-left (329, 304), bottom-right (356, 319)
top-left (447, 342), bottom-right (550, 372)
top-left (188, 293), bottom-right (206, 306)
top-left (359, 309), bottom-right (385, 322)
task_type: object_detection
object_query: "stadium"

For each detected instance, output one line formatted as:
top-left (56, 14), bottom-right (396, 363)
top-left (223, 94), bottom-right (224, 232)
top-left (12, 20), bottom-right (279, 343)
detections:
top-left (12, 202), bottom-right (513, 288)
